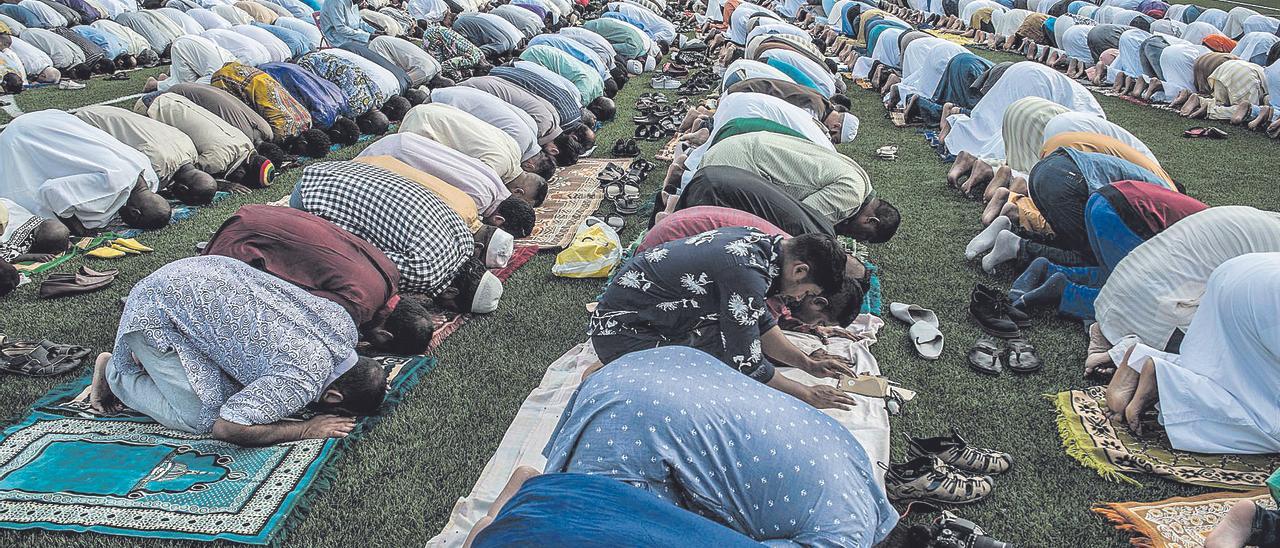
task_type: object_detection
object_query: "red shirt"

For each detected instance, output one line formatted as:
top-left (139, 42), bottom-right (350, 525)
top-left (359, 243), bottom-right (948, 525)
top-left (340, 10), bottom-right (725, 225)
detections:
top-left (1102, 181), bottom-right (1209, 239)
top-left (637, 206), bottom-right (790, 252)
top-left (203, 205), bottom-right (401, 331)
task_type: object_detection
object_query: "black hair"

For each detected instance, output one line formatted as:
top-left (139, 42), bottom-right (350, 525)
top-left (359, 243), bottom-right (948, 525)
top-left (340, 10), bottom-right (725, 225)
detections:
top-left (493, 196), bottom-right (535, 238)
top-left (71, 63), bottom-right (92, 81)
top-left (550, 134), bottom-right (580, 166)
top-left (526, 153), bottom-right (556, 179)
top-left (427, 74), bottom-right (455, 88)
top-left (30, 219), bottom-right (71, 254)
top-left (829, 274), bottom-right (866, 327)
top-left (1, 73), bottom-right (22, 94)
top-left (324, 356), bottom-right (388, 415)
top-left (831, 103), bottom-right (849, 114)
top-left (403, 87), bottom-right (428, 105)
top-left (300, 128), bottom-right (332, 158)
top-left (357, 109), bottom-right (390, 135)
top-left (868, 200), bottom-right (901, 244)
top-left (602, 78), bottom-right (618, 98)
top-left (381, 95), bottom-right (412, 121)
top-left (787, 233), bottom-right (847, 296)
top-left (116, 54), bottom-right (137, 70)
top-left (568, 124), bottom-right (595, 148)
top-left (446, 256), bottom-right (489, 313)
top-left (0, 261), bottom-right (18, 298)
top-left (95, 58), bottom-right (116, 75)
top-left (137, 49), bottom-right (159, 67)
top-left (327, 116), bottom-right (361, 146)
top-left (586, 96), bottom-right (615, 122)
top-left (609, 65), bottom-right (628, 85)
top-left (379, 297), bottom-right (435, 355)
top-left (121, 192), bottom-right (172, 230)
top-left (257, 141), bottom-right (292, 168)
top-left (824, 58), bottom-right (839, 74)
top-left (530, 173), bottom-right (548, 206)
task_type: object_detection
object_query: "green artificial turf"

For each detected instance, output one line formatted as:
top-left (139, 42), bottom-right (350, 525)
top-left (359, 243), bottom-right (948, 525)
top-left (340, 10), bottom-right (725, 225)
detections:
top-left (2, 46), bottom-right (1280, 548)
top-left (9, 67), bottom-right (166, 116)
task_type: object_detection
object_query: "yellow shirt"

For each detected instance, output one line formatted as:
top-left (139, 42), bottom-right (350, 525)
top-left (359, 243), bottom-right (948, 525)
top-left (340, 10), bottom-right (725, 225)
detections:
top-left (353, 156), bottom-right (483, 233)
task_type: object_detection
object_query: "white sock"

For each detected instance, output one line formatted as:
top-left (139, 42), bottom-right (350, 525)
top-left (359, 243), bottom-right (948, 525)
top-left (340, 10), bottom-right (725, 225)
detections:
top-left (965, 216), bottom-right (1010, 260)
top-left (981, 230), bottom-right (1022, 273)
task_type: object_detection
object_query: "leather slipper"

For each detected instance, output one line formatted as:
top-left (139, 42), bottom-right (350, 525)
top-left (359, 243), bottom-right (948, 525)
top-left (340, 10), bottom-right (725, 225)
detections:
top-left (39, 273), bottom-right (115, 299)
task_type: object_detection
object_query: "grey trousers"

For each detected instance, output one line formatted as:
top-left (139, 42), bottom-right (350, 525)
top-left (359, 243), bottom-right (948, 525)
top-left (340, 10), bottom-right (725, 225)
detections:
top-left (106, 331), bottom-right (205, 434)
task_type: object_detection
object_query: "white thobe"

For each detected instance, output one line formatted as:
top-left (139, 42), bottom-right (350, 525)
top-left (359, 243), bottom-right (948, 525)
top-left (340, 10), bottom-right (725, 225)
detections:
top-left (161, 35), bottom-right (238, 92)
top-left (359, 133), bottom-right (510, 215)
top-left (430, 86), bottom-right (541, 161)
top-left (894, 38), bottom-right (966, 107)
top-left (202, 28), bottom-right (271, 66)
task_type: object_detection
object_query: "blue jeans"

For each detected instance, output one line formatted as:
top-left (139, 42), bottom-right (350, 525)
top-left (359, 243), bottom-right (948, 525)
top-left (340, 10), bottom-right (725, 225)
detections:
top-left (1084, 193), bottom-right (1144, 277)
top-left (106, 332), bottom-right (205, 434)
top-left (288, 182), bottom-right (304, 209)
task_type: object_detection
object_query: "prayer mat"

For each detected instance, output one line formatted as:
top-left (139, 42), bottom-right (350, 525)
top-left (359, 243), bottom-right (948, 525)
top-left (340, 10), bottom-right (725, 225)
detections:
top-left (1051, 386), bottom-right (1280, 490)
top-left (425, 244), bottom-right (539, 350)
top-left (655, 135), bottom-right (681, 161)
top-left (924, 29), bottom-right (977, 46)
top-left (1094, 490), bottom-right (1276, 548)
top-left (889, 110), bottom-right (909, 127)
top-left (0, 354), bottom-right (436, 544)
top-left (518, 158), bottom-right (631, 250)
top-left (1085, 84), bottom-right (1179, 113)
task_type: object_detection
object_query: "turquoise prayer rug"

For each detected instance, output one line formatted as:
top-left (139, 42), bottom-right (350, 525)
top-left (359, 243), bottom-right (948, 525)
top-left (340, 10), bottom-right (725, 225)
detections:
top-left (0, 354), bottom-right (434, 544)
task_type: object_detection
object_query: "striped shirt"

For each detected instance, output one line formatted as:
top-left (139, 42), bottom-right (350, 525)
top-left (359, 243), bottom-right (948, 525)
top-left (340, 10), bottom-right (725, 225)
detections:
top-left (1208, 59), bottom-right (1267, 107)
top-left (1002, 97), bottom-right (1070, 174)
top-left (699, 132), bottom-right (873, 224)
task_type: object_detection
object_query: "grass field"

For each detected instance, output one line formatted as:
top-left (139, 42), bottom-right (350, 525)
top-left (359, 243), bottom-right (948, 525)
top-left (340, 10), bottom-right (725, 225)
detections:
top-left (3, 32), bottom-right (1280, 548)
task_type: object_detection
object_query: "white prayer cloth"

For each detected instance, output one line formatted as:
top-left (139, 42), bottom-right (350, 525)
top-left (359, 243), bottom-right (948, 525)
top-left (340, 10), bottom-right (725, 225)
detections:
top-left (894, 37), bottom-right (966, 107)
top-left (405, 0), bottom-right (446, 22)
top-left (1106, 28), bottom-right (1152, 82)
top-left (1149, 19), bottom-right (1185, 38)
top-left (213, 3), bottom-right (253, 25)
top-left (1095, 206), bottom-right (1280, 351)
top-left (91, 19), bottom-right (152, 55)
top-left (1181, 21), bottom-right (1217, 46)
top-left (944, 62), bottom-right (1103, 157)
top-left (728, 2), bottom-right (777, 45)
top-left (201, 28), bottom-right (270, 66)
top-left (187, 7), bottom-right (232, 30)
top-left (960, 0), bottom-right (1005, 26)
top-left (746, 22), bottom-right (809, 47)
top-left (871, 28), bottom-right (906, 69)
top-left (427, 315), bottom-right (893, 547)
top-left (22, 28), bottom-right (84, 69)
top-left (1156, 42), bottom-right (1209, 101)
top-left (160, 35), bottom-right (238, 92)
top-left (1141, 253), bottom-right (1280, 454)
top-left (231, 24), bottom-right (291, 64)
top-left (1041, 112), bottom-right (1158, 165)
top-left (429, 86), bottom-right (541, 161)
top-left (1267, 58), bottom-right (1280, 110)
top-left (0, 110), bottom-right (159, 230)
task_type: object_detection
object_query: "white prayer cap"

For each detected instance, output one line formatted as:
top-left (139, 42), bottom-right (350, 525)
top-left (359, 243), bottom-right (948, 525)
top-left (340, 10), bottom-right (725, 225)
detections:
top-left (469, 271), bottom-right (504, 313)
top-left (626, 59), bottom-right (643, 74)
top-left (484, 227), bottom-right (514, 268)
top-left (644, 54), bottom-right (657, 72)
top-left (839, 113), bottom-right (860, 143)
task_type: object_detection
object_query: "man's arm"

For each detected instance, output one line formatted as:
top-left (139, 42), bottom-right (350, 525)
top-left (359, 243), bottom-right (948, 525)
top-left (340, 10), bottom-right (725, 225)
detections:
top-left (765, 372), bottom-right (857, 411)
top-left (211, 415), bottom-right (356, 447)
top-left (760, 326), bottom-right (855, 378)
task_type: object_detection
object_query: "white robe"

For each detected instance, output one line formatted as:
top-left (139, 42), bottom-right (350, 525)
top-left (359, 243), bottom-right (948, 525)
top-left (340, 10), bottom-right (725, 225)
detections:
top-left (232, 24), bottom-right (292, 64)
top-left (0, 110), bottom-right (159, 229)
top-left (1127, 253), bottom-right (1280, 454)
top-left (1106, 28), bottom-right (1152, 83)
top-left (202, 28), bottom-right (271, 67)
top-left (944, 62), bottom-right (1104, 157)
top-left (1156, 43), bottom-right (1209, 102)
top-left (894, 38), bottom-right (966, 107)
top-left (1231, 32), bottom-right (1280, 64)
top-left (160, 35), bottom-right (238, 92)
top-left (720, 59), bottom-right (794, 92)
top-left (870, 28), bottom-right (906, 69)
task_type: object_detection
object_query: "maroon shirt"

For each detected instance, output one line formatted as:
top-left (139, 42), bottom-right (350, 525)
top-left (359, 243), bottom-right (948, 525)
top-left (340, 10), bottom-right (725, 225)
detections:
top-left (637, 206), bottom-right (789, 252)
top-left (1100, 181), bottom-right (1208, 239)
top-left (203, 204), bottom-right (401, 331)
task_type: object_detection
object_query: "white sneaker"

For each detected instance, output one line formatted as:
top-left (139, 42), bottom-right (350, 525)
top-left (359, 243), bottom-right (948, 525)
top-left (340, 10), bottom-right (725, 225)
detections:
top-left (58, 80), bottom-right (86, 90)
top-left (650, 76), bottom-right (680, 90)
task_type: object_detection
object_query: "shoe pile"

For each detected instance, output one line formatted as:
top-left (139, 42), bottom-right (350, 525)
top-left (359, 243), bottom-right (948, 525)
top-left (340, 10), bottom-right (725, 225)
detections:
top-left (884, 431), bottom-right (1012, 505)
top-left (597, 160), bottom-right (653, 215)
top-left (39, 266), bottom-right (119, 300)
top-left (676, 71), bottom-right (716, 96)
top-left (966, 284), bottom-right (1040, 375)
top-left (633, 96), bottom-right (689, 141)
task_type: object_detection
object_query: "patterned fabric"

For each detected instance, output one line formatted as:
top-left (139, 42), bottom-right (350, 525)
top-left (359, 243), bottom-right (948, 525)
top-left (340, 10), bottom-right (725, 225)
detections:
top-left (261, 61), bottom-right (347, 128)
top-left (590, 227), bottom-right (783, 382)
top-left (110, 256), bottom-right (359, 433)
top-left (1095, 490), bottom-right (1276, 548)
top-left (293, 161), bottom-right (475, 296)
top-left (543, 347), bottom-right (899, 546)
top-left (490, 65), bottom-right (583, 130)
top-left (0, 199), bottom-right (41, 262)
top-left (422, 23), bottom-right (483, 71)
top-left (211, 62), bottom-right (312, 141)
top-left (297, 51), bottom-right (382, 116)
top-left (1052, 385), bottom-right (1280, 489)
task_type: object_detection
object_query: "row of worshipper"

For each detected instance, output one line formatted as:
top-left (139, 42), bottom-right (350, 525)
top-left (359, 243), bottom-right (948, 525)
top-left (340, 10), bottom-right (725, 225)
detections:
top-left (835, 0), bottom-right (1280, 458)
top-left (890, 0), bottom-right (1280, 135)
top-left (22, 0), bottom-right (675, 439)
top-left (0, 0), bottom-right (684, 295)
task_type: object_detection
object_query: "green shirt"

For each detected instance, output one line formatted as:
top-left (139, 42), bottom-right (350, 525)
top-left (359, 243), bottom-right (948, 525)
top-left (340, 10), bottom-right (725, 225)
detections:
top-left (700, 132), bottom-right (874, 224)
top-left (583, 18), bottom-right (647, 59)
top-left (520, 44), bottom-right (604, 105)
top-left (709, 117), bottom-right (806, 147)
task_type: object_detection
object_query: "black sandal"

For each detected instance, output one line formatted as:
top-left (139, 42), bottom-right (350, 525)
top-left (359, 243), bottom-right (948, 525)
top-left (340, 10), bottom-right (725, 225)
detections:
top-left (612, 138), bottom-right (640, 157)
top-left (0, 337), bottom-right (92, 377)
top-left (1004, 337), bottom-right (1042, 373)
top-left (967, 334), bottom-right (1004, 376)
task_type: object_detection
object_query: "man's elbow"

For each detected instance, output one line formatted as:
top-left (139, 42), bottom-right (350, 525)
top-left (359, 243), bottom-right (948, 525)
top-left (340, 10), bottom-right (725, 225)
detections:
top-left (211, 419), bottom-right (261, 447)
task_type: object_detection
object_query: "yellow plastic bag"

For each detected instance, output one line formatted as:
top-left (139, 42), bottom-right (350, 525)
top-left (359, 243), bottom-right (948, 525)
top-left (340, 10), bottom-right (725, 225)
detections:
top-left (552, 217), bottom-right (622, 278)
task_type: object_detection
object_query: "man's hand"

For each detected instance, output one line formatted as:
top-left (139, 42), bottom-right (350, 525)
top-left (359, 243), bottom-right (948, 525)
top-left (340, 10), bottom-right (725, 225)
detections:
top-left (299, 415), bottom-right (357, 440)
top-left (801, 385), bottom-right (857, 411)
top-left (802, 348), bottom-right (856, 379)
top-left (218, 181), bottom-right (253, 195)
top-left (815, 326), bottom-right (865, 343)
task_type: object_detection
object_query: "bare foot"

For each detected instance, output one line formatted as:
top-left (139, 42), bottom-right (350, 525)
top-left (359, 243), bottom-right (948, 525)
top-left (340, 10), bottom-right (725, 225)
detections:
top-left (960, 158), bottom-right (994, 197)
top-left (1269, 117), bottom-right (1280, 138)
top-left (947, 150), bottom-right (976, 187)
top-left (1204, 500), bottom-right (1259, 548)
top-left (1230, 102), bottom-right (1251, 125)
top-left (1124, 358), bottom-right (1159, 434)
top-left (90, 352), bottom-right (124, 414)
top-left (1170, 89), bottom-right (1192, 108)
top-left (1084, 323), bottom-right (1114, 377)
top-left (982, 165), bottom-right (1012, 201)
top-left (1105, 346), bottom-right (1139, 418)
top-left (1248, 106), bottom-right (1272, 130)
top-left (143, 77), bottom-right (158, 92)
top-left (1143, 79), bottom-right (1162, 101)
top-left (1009, 175), bottom-right (1028, 195)
top-left (981, 187), bottom-right (1009, 225)
top-left (680, 127), bottom-right (709, 146)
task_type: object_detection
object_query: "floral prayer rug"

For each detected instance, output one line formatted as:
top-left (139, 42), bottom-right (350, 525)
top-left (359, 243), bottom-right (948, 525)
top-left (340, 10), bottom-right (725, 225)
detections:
top-left (1051, 386), bottom-right (1280, 490)
top-left (1094, 490), bottom-right (1276, 548)
top-left (0, 354), bottom-right (435, 544)
top-left (518, 158), bottom-right (632, 250)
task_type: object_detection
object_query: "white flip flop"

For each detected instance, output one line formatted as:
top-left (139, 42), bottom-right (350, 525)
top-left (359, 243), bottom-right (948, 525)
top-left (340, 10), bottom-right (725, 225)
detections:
top-left (890, 302), bottom-right (945, 359)
top-left (889, 302), bottom-right (939, 327)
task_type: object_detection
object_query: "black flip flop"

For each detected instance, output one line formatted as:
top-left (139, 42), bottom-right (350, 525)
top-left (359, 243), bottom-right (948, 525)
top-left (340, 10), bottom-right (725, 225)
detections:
top-left (1004, 337), bottom-right (1042, 373)
top-left (967, 334), bottom-right (1004, 376)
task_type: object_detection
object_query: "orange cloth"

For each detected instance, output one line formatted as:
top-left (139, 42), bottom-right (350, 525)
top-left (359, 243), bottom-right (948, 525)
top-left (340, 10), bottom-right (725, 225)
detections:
top-left (1202, 34), bottom-right (1237, 53)
top-left (1008, 192), bottom-right (1051, 235)
top-left (1039, 131), bottom-right (1174, 188)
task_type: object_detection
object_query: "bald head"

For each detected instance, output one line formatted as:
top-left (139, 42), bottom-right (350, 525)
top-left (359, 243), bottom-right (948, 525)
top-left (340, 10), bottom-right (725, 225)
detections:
top-left (121, 183), bottom-right (172, 230)
top-left (168, 165), bottom-right (217, 205)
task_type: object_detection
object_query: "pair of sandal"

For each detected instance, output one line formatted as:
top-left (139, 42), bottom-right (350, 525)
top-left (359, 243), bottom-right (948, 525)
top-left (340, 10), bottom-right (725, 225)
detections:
top-left (635, 92), bottom-right (669, 113)
top-left (598, 160), bottom-right (653, 214)
top-left (0, 335), bottom-right (92, 377)
top-left (967, 334), bottom-right (1040, 375)
top-left (611, 138), bottom-right (641, 157)
top-left (677, 71), bottom-right (716, 95)
top-left (38, 266), bottom-right (118, 300)
top-left (884, 430), bottom-right (1012, 505)
top-left (1183, 126), bottom-right (1228, 139)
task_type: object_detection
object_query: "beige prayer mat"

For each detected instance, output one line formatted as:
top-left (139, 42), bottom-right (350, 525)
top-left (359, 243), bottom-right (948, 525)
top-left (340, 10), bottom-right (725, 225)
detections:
top-left (518, 158), bottom-right (630, 250)
top-left (1094, 490), bottom-right (1276, 548)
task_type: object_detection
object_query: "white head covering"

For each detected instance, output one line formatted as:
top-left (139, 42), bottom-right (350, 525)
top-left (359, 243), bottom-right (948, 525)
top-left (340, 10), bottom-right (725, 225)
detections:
top-left (484, 227), bottom-right (515, 268)
top-left (839, 113), bottom-right (859, 143)
top-left (470, 271), bottom-right (504, 313)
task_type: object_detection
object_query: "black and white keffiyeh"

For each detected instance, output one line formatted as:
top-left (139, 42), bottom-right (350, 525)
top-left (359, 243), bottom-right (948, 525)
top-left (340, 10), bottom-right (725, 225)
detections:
top-left (295, 161), bottom-right (474, 296)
